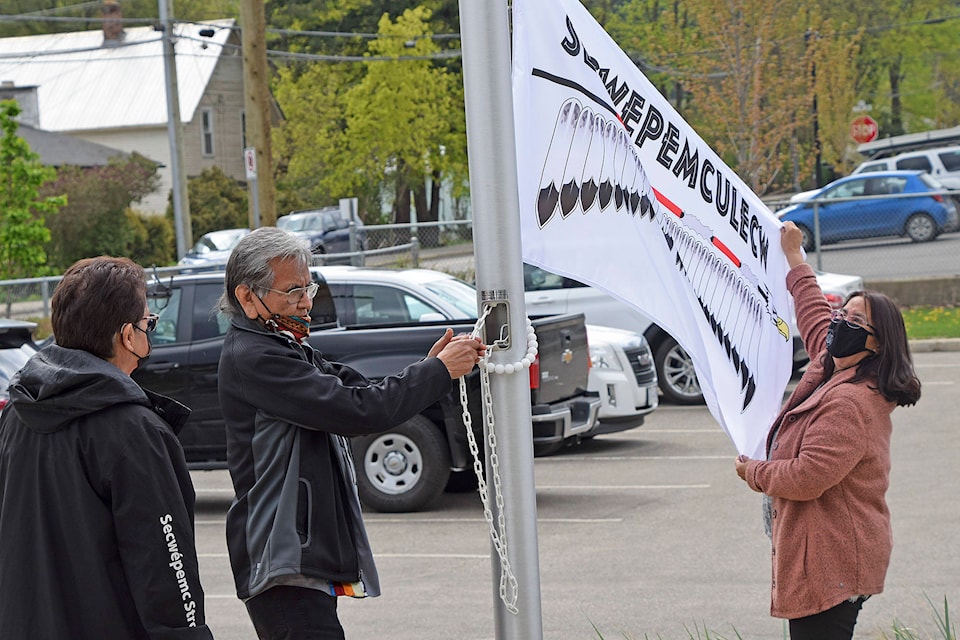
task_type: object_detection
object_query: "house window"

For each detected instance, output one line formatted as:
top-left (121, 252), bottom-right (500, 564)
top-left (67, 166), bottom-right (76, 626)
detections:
top-left (201, 108), bottom-right (215, 156)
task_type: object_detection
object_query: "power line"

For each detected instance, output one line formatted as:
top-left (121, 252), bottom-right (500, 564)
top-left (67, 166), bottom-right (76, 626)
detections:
top-left (20, 1), bottom-right (102, 16)
top-left (0, 13), bottom-right (462, 40)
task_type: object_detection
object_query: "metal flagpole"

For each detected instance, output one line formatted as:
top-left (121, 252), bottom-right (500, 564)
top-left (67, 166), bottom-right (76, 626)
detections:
top-left (458, 1), bottom-right (544, 638)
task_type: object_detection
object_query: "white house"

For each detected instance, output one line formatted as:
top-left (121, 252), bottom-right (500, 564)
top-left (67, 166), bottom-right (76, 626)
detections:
top-left (0, 13), bottom-right (247, 214)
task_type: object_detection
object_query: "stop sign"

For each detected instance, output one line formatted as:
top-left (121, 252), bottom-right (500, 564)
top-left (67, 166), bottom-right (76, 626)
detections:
top-left (851, 115), bottom-right (879, 144)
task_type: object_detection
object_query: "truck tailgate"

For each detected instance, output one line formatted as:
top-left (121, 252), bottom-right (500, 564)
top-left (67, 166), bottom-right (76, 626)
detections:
top-left (530, 313), bottom-right (590, 405)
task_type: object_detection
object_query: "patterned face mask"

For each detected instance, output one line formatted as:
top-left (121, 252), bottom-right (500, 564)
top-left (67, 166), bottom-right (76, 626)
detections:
top-left (255, 292), bottom-right (310, 342)
top-left (269, 313), bottom-right (310, 342)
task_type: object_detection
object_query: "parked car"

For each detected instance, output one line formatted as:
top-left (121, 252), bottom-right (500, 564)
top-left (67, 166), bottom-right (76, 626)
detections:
top-left (315, 266), bottom-right (659, 442)
top-left (177, 228), bottom-right (250, 271)
top-left (277, 207), bottom-right (364, 256)
top-left (777, 171), bottom-right (959, 250)
top-left (0, 320), bottom-right (39, 413)
top-left (523, 262), bottom-right (863, 405)
top-left (852, 145), bottom-right (960, 189)
top-left (133, 267), bottom-right (601, 511)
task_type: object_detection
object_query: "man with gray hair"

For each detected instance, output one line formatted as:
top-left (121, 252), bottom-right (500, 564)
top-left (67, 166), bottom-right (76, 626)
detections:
top-left (218, 226), bottom-right (484, 640)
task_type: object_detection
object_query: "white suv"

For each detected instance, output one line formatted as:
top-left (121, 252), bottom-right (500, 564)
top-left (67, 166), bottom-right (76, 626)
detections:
top-left (853, 145), bottom-right (960, 190)
top-left (315, 266), bottom-right (659, 436)
top-left (523, 263), bottom-right (863, 405)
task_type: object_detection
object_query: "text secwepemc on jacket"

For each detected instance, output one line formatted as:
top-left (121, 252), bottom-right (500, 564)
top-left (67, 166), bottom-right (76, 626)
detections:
top-left (0, 345), bottom-right (213, 639)
top-left (218, 316), bottom-right (452, 600)
top-left (743, 263), bottom-right (896, 619)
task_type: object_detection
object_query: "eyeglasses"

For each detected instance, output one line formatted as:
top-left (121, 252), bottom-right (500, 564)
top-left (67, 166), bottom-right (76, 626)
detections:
top-left (132, 314), bottom-right (159, 334)
top-left (831, 309), bottom-right (875, 333)
top-left (262, 282), bottom-right (320, 305)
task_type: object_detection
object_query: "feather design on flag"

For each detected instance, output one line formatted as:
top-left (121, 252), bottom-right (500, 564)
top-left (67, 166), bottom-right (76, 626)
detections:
top-left (537, 98), bottom-right (581, 227)
top-left (579, 111), bottom-right (606, 213)
top-left (533, 105), bottom-right (787, 411)
top-left (596, 119), bottom-right (618, 211)
top-left (560, 105), bottom-right (594, 218)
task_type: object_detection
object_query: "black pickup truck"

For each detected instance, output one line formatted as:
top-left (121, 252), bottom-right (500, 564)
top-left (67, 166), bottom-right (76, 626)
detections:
top-left (132, 268), bottom-right (600, 512)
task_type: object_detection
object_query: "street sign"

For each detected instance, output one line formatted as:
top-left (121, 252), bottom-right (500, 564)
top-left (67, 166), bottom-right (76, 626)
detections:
top-left (244, 147), bottom-right (257, 179)
top-left (851, 115), bottom-right (879, 144)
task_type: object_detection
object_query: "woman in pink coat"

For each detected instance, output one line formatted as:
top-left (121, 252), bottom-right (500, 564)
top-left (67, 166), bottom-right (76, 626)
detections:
top-left (735, 221), bottom-right (921, 640)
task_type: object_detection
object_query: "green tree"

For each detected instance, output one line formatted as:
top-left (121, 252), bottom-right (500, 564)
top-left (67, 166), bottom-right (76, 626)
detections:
top-left (818, 0), bottom-right (958, 137)
top-left (0, 100), bottom-right (63, 279)
top-left (607, 0), bottom-right (698, 113)
top-left (333, 7), bottom-right (467, 225)
top-left (0, 0), bottom-right (239, 37)
top-left (663, 0), bottom-right (814, 193)
top-left (269, 1), bottom-right (466, 224)
top-left (128, 210), bottom-right (176, 268)
top-left (42, 153), bottom-right (161, 270)
top-left (272, 61), bottom-right (360, 217)
top-left (168, 166), bottom-right (249, 241)
top-left (807, 25), bottom-right (863, 178)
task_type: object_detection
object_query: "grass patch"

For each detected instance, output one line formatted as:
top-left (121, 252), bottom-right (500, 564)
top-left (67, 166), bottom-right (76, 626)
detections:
top-left (589, 595), bottom-right (955, 640)
top-left (901, 306), bottom-right (960, 339)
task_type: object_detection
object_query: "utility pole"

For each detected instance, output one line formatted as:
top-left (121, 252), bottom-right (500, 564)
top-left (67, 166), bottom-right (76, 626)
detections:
top-left (159, 0), bottom-right (191, 258)
top-left (239, 0), bottom-right (276, 227)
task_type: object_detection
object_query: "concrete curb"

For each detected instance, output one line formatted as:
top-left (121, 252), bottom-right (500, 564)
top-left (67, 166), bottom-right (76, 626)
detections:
top-left (909, 338), bottom-right (960, 352)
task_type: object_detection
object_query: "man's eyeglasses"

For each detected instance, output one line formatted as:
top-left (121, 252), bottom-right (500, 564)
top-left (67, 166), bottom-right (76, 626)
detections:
top-left (262, 282), bottom-right (320, 305)
top-left (132, 314), bottom-right (159, 334)
top-left (831, 309), bottom-right (875, 333)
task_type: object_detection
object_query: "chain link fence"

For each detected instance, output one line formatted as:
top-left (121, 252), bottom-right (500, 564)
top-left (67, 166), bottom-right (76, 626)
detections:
top-left (0, 220), bottom-right (476, 323)
top-left (765, 182), bottom-right (960, 277)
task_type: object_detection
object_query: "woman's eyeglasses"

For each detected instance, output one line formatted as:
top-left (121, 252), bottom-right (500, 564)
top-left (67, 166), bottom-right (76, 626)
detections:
top-left (831, 309), bottom-right (874, 333)
top-left (262, 282), bottom-right (320, 305)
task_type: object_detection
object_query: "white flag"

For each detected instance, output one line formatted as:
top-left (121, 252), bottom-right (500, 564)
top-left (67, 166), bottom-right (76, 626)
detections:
top-left (512, 0), bottom-right (794, 459)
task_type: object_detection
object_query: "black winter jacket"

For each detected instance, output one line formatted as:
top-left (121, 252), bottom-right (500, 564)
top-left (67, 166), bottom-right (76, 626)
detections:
top-left (218, 316), bottom-right (452, 600)
top-left (0, 345), bottom-right (213, 639)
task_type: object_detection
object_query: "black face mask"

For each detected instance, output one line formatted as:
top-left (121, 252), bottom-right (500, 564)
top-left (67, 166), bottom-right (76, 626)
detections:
top-left (130, 325), bottom-right (152, 368)
top-left (826, 319), bottom-right (873, 358)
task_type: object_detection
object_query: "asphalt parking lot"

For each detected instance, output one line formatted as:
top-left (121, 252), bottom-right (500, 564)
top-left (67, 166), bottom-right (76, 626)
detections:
top-left (192, 349), bottom-right (959, 640)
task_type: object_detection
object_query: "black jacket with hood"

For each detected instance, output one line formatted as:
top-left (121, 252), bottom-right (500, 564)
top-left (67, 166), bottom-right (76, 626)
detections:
top-left (0, 344), bottom-right (213, 639)
top-left (218, 315), bottom-right (452, 600)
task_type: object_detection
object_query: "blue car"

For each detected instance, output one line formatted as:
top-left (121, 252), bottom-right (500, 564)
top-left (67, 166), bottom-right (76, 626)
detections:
top-left (777, 170), bottom-right (959, 250)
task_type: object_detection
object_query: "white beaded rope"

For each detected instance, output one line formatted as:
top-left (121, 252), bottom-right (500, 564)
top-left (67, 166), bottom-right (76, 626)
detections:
top-left (484, 317), bottom-right (538, 374)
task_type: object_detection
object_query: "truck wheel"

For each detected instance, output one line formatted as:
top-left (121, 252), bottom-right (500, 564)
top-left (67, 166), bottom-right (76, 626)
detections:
top-left (533, 441), bottom-right (564, 457)
top-left (353, 415), bottom-right (450, 513)
top-left (654, 337), bottom-right (704, 405)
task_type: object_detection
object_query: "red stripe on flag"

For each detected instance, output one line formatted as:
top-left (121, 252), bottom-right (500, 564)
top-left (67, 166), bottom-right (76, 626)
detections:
top-left (652, 188), bottom-right (683, 217)
top-left (712, 237), bottom-right (741, 267)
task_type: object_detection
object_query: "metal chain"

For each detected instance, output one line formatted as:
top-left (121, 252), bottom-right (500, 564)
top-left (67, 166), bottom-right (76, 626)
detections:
top-left (457, 307), bottom-right (528, 615)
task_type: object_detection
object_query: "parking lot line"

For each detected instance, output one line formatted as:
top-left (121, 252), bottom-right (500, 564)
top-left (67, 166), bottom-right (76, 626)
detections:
top-left (539, 454), bottom-right (729, 461)
top-left (536, 484), bottom-right (709, 490)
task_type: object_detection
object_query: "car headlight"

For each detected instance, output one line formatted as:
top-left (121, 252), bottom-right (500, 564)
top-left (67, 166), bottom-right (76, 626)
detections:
top-left (589, 343), bottom-right (623, 371)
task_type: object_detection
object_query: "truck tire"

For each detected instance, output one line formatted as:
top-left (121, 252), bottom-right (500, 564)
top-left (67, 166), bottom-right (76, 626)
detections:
top-left (353, 415), bottom-right (451, 513)
top-left (654, 337), bottom-right (704, 405)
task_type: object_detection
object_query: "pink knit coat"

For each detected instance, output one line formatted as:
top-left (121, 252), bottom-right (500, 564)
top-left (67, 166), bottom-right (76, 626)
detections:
top-left (743, 263), bottom-right (895, 619)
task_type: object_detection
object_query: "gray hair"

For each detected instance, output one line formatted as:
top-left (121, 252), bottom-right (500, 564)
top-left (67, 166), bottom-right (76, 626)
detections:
top-left (219, 226), bottom-right (311, 318)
